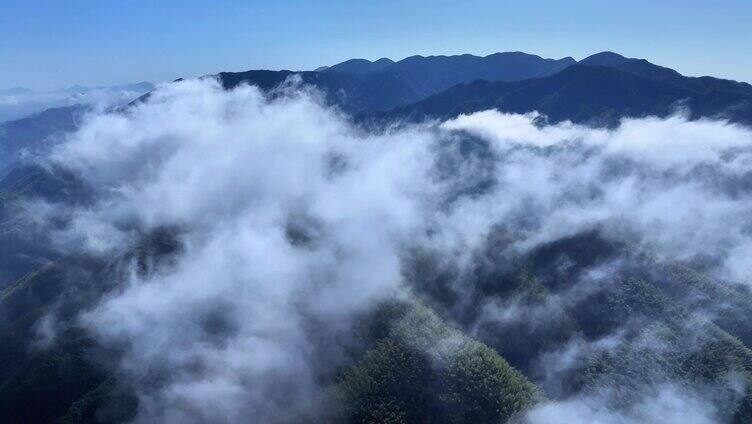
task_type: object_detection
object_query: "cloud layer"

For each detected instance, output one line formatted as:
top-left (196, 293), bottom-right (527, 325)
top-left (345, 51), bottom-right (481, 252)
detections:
top-left (32, 78), bottom-right (752, 422)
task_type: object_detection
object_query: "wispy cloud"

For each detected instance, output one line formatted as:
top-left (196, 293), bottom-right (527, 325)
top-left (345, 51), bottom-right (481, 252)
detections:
top-left (23, 78), bottom-right (752, 422)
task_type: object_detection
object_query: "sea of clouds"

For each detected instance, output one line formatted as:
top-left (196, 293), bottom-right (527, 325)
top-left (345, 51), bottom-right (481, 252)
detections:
top-left (25, 76), bottom-right (752, 422)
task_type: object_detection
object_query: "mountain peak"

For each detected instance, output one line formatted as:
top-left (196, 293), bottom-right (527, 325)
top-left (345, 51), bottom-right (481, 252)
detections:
top-left (373, 57), bottom-right (394, 65)
top-left (324, 57), bottom-right (395, 76)
top-left (580, 51), bottom-right (630, 67)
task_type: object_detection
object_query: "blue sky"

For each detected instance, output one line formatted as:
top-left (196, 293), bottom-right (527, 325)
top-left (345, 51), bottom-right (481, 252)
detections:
top-left (1, 0), bottom-right (751, 90)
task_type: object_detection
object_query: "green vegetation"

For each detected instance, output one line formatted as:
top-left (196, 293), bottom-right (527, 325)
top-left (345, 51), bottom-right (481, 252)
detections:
top-left (3, 229), bottom-right (752, 422)
top-left (57, 378), bottom-right (138, 424)
top-left (336, 300), bottom-right (541, 423)
top-left (573, 278), bottom-right (752, 419)
top-left (0, 336), bottom-right (107, 424)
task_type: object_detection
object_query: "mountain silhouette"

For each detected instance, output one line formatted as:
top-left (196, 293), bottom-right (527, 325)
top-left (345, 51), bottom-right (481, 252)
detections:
top-left (213, 51), bottom-right (752, 126)
top-left (366, 54), bottom-right (752, 126)
top-left (219, 52), bottom-right (576, 113)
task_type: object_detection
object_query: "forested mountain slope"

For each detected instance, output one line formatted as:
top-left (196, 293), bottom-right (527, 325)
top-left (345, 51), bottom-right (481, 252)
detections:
top-left (2, 50), bottom-right (752, 423)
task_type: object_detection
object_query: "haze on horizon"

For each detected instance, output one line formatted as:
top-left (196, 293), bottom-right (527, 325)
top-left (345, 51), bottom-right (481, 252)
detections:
top-left (1, 0), bottom-right (751, 91)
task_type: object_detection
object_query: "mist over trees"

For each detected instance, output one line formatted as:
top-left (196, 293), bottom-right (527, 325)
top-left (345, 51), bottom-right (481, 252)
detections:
top-left (2, 55), bottom-right (752, 423)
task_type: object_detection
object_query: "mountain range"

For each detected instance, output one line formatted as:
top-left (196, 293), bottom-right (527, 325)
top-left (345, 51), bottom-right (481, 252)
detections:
top-left (215, 51), bottom-right (752, 126)
top-left (2, 51), bottom-right (752, 423)
top-left (6, 50), bottom-right (748, 178)
top-left (219, 51), bottom-right (577, 113)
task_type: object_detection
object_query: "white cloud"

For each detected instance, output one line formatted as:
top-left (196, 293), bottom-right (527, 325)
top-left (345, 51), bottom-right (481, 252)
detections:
top-left (34, 77), bottom-right (752, 421)
top-left (526, 383), bottom-right (722, 424)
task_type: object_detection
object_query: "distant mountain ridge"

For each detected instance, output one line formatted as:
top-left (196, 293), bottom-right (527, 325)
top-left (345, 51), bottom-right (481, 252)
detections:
top-left (322, 52), bottom-right (576, 81)
top-left (0, 82), bottom-right (154, 123)
top-left (0, 105), bottom-right (86, 176)
top-left (581, 51), bottom-right (752, 95)
top-left (6, 51), bottom-right (752, 179)
top-left (0, 82), bottom-right (155, 97)
top-left (323, 57), bottom-right (395, 76)
top-left (211, 51), bottom-right (752, 126)
top-left (218, 52), bottom-right (576, 113)
top-left (370, 63), bottom-right (752, 127)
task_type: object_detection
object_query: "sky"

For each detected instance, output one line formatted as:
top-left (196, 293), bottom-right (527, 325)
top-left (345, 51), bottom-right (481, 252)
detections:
top-left (1, 0), bottom-right (751, 90)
